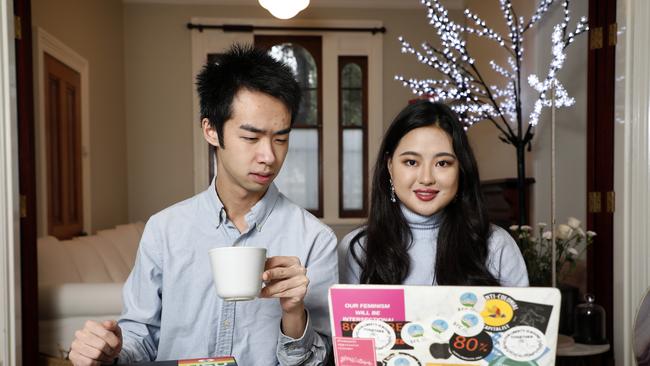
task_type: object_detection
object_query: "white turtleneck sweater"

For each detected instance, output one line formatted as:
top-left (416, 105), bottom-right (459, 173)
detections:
top-left (339, 204), bottom-right (529, 287)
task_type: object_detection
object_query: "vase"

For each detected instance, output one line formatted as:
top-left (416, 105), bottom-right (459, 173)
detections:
top-left (558, 283), bottom-right (579, 335)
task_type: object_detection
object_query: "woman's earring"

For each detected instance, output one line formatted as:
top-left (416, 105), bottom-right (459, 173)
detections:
top-left (389, 179), bottom-right (397, 203)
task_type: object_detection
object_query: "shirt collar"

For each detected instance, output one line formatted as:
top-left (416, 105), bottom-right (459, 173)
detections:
top-left (204, 176), bottom-right (280, 232)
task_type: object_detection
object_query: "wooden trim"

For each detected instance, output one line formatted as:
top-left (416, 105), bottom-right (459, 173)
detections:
top-left (255, 35), bottom-right (324, 217)
top-left (14, 0), bottom-right (39, 363)
top-left (338, 56), bottom-right (368, 218)
top-left (587, 0), bottom-right (616, 358)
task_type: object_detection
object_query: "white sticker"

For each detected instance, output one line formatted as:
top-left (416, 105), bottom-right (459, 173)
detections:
top-left (429, 318), bottom-right (453, 342)
top-left (451, 310), bottom-right (485, 337)
top-left (352, 319), bottom-right (396, 352)
top-left (383, 352), bottom-right (422, 366)
top-left (499, 326), bottom-right (547, 361)
top-left (400, 321), bottom-right (433, 346)
top-left (459, 292), bottom-right (486, 312)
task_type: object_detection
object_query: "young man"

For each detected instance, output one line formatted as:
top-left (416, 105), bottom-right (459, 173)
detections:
top-left (68, 44), bottom-right (338, 366)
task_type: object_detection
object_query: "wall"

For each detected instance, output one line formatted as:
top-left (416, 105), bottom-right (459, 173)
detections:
top-left (528, 1), bottom-right (588, 230)
top-left (123, 3), bottom-right (456, 222)
top-left (31, 0), bottom-right (128, 234)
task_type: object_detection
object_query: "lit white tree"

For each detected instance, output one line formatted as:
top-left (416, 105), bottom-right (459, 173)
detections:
top-left (396, 0), bottom-right (588, 225)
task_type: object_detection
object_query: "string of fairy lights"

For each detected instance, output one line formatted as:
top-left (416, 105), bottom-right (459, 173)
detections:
top-left (395, 0), bottom-right (588, 137)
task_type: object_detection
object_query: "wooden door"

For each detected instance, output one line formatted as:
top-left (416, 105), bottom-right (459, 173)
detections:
top-left (44, 53), bottom-right (83, 240)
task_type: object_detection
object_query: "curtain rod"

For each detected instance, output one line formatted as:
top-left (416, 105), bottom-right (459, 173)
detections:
top-left (186, 23), bottom-right (386, 34)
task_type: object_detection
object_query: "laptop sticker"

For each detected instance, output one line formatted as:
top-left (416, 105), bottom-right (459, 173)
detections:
top-left (498, 326), bottom-right (547, 361)
top-left (459, 292), bottom-right (486, 312)
top-left (401, 322), bottom-right (433, 346)
top-left (330, 288), bottom-right (406, 337)
top-left (452, 310), bottom-right (485, 337)
top-left (382, 352), bottom-right (422, 366)
top-left (352, 319), bottom-right (397, 352)
top-left (449, 331), bottom-right (494, 361)
top-left (481, 293), bottom-right (518, 332)
top-left (510, 300), bottom-right (553, 333)
top-left (333, 336), bottom-right (377, 366)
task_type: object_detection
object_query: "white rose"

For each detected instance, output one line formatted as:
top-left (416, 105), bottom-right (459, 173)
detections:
top-left (556, 224), bottom-right (573, 240)
top-left (568, 217), bottom-right (581, 229)
top-left (509, 225), bottom-right (519, 231)
top-left (587, 231), bottom-right (597, 237)
top-left (542, 231), bottom-right (553, 240)
top-left (567, 247), bottom-right (579, 257)
top-left (538, 222), bottom-right (547, 228)
top-left (521, 225), bottom-right (532, 231)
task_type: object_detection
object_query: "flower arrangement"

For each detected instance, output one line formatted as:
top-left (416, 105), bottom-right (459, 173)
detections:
top-left (510, 217), bottom-right (596, 286)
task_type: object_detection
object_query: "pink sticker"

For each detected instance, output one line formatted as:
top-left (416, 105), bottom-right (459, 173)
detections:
top-left (330, 288), bottom-right (405, 337)
top-left (334, 336), bottom-right (376, 366)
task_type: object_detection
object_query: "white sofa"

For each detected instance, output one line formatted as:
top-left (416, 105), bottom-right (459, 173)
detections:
top-left (37, 222), bottom-right (144, 358)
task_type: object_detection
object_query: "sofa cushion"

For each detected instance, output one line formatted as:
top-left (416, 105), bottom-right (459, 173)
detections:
top-left (38, 236), bottom-right (82, 286)
top-left (74, 235), bottom-right (131, 282)
top-left (38, 283), bottom-right (124, 320)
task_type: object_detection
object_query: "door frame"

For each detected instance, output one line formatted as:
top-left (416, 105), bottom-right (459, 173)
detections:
top-left (0, 0), bottom-right (21, 364)
top-left (13, 0), bottom-right (38, 364)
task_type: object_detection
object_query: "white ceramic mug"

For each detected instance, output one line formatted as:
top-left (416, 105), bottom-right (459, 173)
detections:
top-left (208, 246), bottom-right (267, 301)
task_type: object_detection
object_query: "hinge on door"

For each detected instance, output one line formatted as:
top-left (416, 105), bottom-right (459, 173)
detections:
top-left (590, 27), bottom-right (603, 50)
top-left (14, 15), bottom-right (21, 40)
top-left (606, 191), bottom-right (615, 213)
top-left (609, 23), bottom-right (617, 47)
top-left (20, 195), bottom-right (27, 218)
top-left (588, 192), bottom-right (602, 213)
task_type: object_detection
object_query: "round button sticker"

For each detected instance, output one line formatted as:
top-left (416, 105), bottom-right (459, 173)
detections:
top-left (449, 331), bottom-right (493, 361)
top-left (481, 293), bottom-right (518, 332)
top-left (382, 352), bottom-right (422, 366)
top-left (460, 292), bottom-right (478, 307)
top-left (429, 318), bottom-right (453, 342)
top-left (352, 319), bottom-right (396, 352)
top-left (499, 326), bottom-right (546, 361)
top-left (401, 322), bottom-right (433, 346)
top-left (452, 310), bottom-right (485, 337)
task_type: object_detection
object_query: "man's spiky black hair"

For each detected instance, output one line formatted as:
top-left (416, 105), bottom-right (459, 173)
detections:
top-left (196, 43), bottom-right (301, 147)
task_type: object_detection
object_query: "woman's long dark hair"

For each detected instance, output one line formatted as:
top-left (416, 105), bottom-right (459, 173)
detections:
top-left (351, 101), bottom-right (499, 286)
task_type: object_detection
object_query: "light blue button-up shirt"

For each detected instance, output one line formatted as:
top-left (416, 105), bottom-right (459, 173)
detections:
top-left (117, 182), bottom-right (338, 365)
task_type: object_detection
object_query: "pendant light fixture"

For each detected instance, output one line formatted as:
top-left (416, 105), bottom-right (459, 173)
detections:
top-left (258, 0), bottom-right (310, 20)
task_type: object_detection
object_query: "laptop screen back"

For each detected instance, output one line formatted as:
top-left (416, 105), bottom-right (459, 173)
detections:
top-left (329, 284), bottom-right (561, 366)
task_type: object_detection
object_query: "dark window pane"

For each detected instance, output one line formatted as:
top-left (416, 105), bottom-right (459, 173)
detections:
top-left (267, 43), bottom-right (318, 126)
top-left (296, 89), bottom-right (318, 126)
top-left (341, 63), bottom-right (362, 88)
top-left (268, 43), bottom-right (317, 88)
top-left (342, 89), bottom-right (362, 127)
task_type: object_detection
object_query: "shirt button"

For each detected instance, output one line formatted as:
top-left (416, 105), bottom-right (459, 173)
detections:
top-left (223, 320), bottom-right (231, 327)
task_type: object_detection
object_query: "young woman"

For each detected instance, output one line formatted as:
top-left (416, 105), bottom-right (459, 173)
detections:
top-left (340, 101), bottom-right (528, 286)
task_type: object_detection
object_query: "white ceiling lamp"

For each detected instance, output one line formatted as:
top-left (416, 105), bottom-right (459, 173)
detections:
top-left (258, 0), bottom-right (310, 19)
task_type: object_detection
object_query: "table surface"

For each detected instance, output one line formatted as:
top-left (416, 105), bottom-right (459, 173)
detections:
top-left (557, 341), bottom-right (610, 357)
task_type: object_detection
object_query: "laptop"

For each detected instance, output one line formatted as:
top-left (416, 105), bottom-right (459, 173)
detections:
top-left (329, 284), bottom-right (561, 366)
